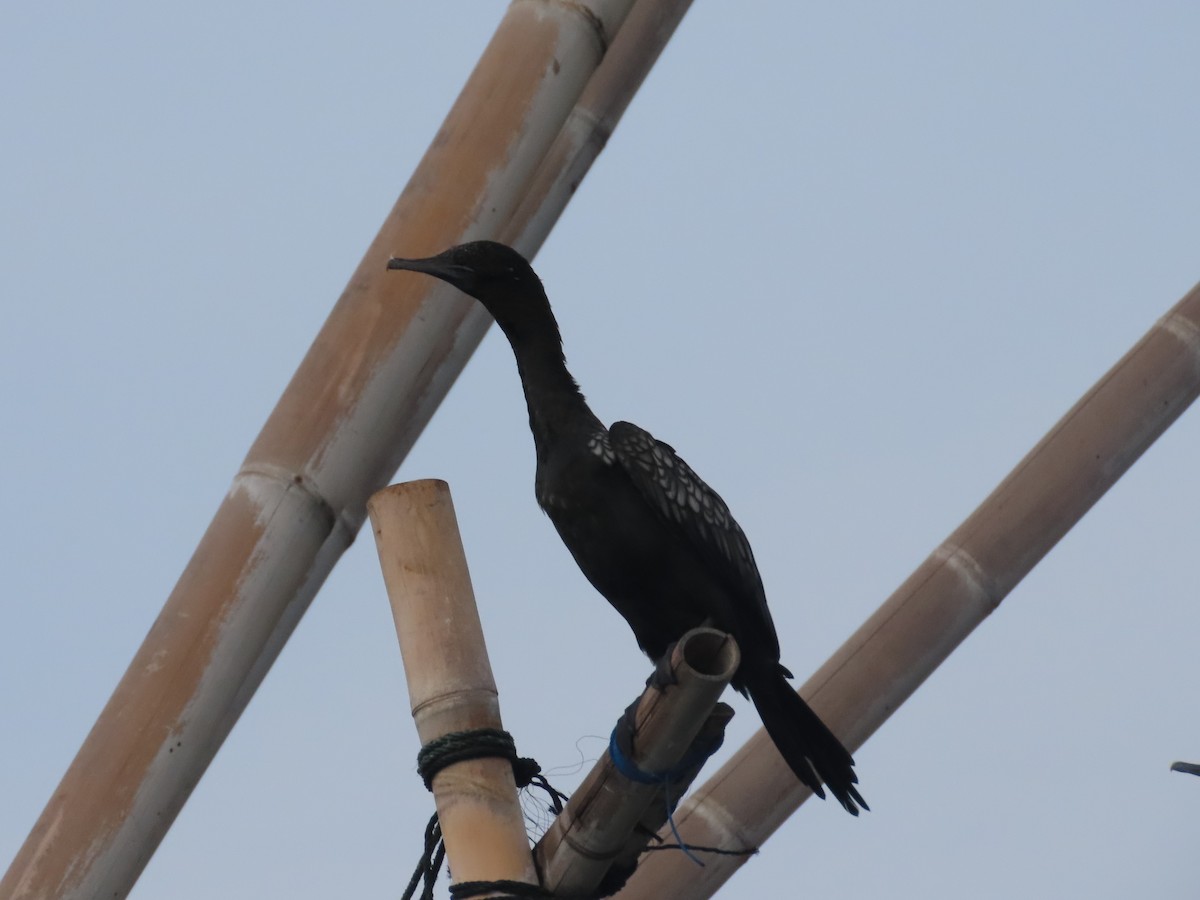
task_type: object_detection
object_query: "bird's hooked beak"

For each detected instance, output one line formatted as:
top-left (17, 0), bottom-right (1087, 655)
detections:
top-left (386, 255), bottom-right (475, 293)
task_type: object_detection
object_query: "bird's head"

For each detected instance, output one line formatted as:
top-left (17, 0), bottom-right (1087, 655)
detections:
top-left (386, 240), bottom-right (543, 311)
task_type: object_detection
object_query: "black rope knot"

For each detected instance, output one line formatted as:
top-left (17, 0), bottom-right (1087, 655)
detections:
top-left (449, 880), bottom-right (552, 899)
top-left (402, 724), bottom-right (745, 900)
top-left (417, 728), bottom-right (518, 791)
top-left (404, 728), bottom-right (565, 900)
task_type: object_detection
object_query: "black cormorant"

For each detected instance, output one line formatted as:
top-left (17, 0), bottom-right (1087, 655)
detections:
top-left (387, 240), bottom-right (866, 814)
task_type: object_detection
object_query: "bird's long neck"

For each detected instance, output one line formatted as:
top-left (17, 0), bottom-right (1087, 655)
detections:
top-left (491, 302), bottom-right (601, 458)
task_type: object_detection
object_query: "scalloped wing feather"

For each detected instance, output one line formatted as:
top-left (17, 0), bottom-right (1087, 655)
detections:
top-left (607, 420), bottom-right (772, 629)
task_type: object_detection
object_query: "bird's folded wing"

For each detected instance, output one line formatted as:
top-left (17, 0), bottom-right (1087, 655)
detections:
top-left (607, 421), bottom-right (771, 622)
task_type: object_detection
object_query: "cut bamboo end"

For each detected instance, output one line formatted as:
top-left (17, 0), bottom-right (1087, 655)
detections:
top-left (0, 4), bottom-right (694, 896)
top-left (535, 628), bottom-right (739, 897)
top-left (618, 282), bottom-right (1200, 900)
top-left (630, 630), bottom-right (739, 773)
top-left (367, 480), bottom-right (538, 893)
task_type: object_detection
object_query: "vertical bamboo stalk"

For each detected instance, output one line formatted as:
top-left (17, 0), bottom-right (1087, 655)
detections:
top-left (619, 282), bottom-right (1200, 900)
top-left (368, 481), bottom-right (537, 891)
top-left (0, 3), bottom-right (642, 898)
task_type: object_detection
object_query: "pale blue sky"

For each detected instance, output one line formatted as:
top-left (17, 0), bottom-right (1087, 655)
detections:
top-left (3, 3), bottom-right (1200, 898)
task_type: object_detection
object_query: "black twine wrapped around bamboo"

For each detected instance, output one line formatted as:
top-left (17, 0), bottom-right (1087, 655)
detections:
top-left (402, 728), bottom-right (563, 900)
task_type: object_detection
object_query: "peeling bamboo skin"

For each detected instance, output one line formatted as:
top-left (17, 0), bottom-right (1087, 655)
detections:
top-left (0, 3), bottom-right (642, 897)
top-left (619, 286), bottom-right (1200, 900)
top-left (369, 481), bottom-right (537, 890)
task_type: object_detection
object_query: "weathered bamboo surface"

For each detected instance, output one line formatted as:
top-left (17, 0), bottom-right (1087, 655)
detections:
top-left (0, 2), bottom-right (664, 896)
top-left (619, 283), bottom-right (1200, 899)
top-left (369, 480), bottom-right (538, 892)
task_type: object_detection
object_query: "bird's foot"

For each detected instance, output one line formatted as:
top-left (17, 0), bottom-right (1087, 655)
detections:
top-left (645, 646), bottom-right (679, 691)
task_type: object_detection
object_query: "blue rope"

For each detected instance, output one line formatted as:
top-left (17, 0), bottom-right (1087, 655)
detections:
top-left (608, 726), bottom-right (666, 784)
top-left (607, 727), bottom-right (705, 867)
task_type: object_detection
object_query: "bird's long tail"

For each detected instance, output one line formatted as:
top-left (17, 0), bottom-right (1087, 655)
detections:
top-left (744, 663), bottom-right (867, 815)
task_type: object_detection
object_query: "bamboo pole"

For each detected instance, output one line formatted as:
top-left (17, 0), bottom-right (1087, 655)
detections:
top-left (610, 705), bottom-right (734, 873)
top-left (368, 480), bottom-right (537, 893)
top-left (501, 0), bottom-right (696, 251)
top-left (3, 1), bottom-right (701, 892)
top-left (536, 629), bottom-right (738, 897)
top-left (619, 283), bottom-right (1200, 900)
top-left (0, 3), bottom-right (656, 897)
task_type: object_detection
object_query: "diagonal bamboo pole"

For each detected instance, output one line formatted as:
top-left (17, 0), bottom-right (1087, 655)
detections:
top-left (500, 0), bottom-right (695, 252)
top-left (0, 2), bottom-right (669, 896)
top-left (618, 281), bottom-right (1200, 900)
top-left (537, 628), bottom-right (739, 896)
